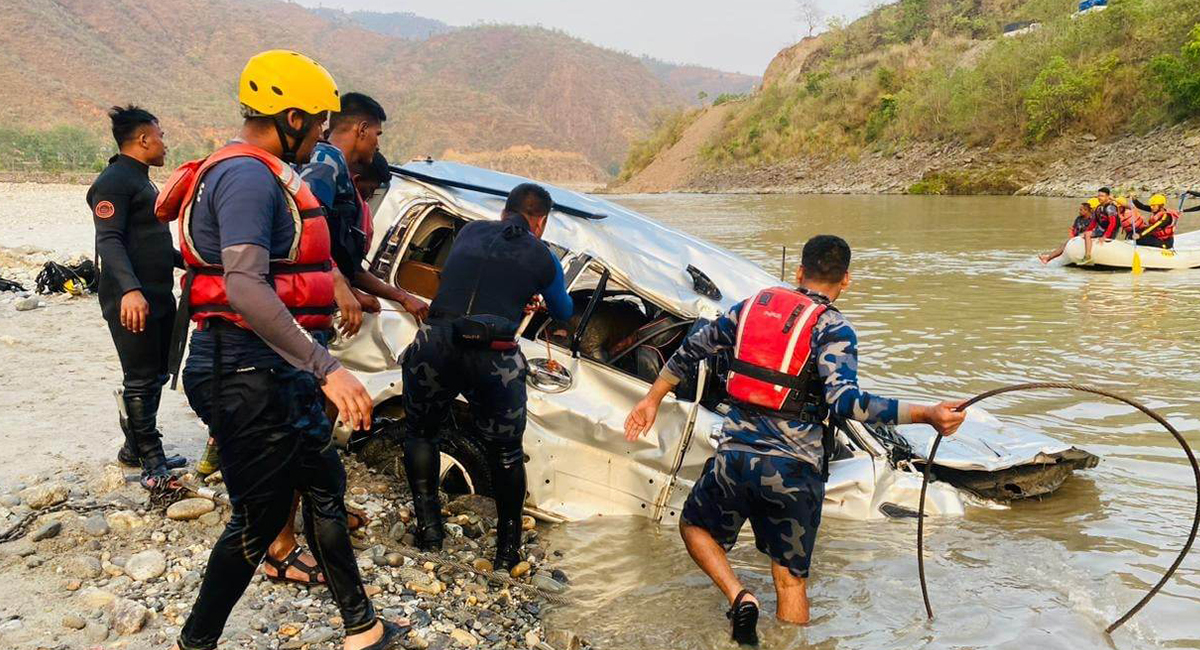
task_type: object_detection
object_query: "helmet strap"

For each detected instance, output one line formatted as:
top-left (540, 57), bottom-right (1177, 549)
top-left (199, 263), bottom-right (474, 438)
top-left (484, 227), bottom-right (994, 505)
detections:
top-left (271, 110), bottom-right (314, 164)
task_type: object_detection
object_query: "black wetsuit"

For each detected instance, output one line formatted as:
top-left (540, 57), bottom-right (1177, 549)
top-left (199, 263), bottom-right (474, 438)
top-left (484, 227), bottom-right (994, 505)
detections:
top-left (86, 153), bottom-right (178, 471)
top-left (400, 214), bottom-right (572, 566)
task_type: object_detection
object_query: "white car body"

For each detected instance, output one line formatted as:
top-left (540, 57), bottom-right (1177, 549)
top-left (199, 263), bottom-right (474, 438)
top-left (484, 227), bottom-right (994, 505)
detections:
top-left (332, 161), bottom-right (1097, 523)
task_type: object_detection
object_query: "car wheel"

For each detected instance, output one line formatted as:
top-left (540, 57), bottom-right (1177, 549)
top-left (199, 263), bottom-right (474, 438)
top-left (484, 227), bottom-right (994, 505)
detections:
top-left (439, 429), bottom-right (493, 498)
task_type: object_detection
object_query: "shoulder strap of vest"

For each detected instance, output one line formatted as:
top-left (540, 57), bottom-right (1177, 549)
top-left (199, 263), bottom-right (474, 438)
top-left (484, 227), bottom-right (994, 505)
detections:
top-left (197, 143), bottom-right (304, 200)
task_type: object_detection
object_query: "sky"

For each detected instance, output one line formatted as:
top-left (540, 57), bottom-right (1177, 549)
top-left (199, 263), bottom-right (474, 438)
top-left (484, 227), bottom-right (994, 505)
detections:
top-left (294, 0), bottom-right (879, 75)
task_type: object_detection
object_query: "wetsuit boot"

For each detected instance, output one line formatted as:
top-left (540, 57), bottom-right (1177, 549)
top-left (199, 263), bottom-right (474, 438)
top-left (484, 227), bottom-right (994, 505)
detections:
top-left (490, 455), bottom-right (527, 572)
top-left (403, 436), bottom-right (444, 551)
top-left (125, 394), bottom-right (173, 489)
top-left (116, 389), bottom-right (186, 469)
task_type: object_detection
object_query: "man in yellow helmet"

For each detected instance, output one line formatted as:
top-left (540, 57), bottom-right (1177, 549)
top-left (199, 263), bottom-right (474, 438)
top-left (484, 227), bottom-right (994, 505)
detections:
top-left (1132, 194), bottom-right (1180, 249)
top-left (170, 50), bottom-right (400, 650)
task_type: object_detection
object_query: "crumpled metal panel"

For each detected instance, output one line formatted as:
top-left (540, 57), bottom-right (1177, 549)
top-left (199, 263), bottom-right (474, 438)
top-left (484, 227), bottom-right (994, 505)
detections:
top-left (396, 160), bottom-right (782, 320)
top-left (896, 407), bottom-right (1100, 472)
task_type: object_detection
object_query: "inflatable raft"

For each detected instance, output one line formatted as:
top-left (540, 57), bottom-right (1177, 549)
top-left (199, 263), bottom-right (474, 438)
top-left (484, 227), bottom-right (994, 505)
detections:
top-left (1063, 230), bottom-right (1200, 270)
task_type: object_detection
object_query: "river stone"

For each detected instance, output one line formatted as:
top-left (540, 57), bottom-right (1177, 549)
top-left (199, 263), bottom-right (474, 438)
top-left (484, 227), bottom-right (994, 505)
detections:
top-left (166, 498), bottom-right (215, 521)
top-left (531, 574), bottom-right (567, 594)
top-left (197, 510), bottom-right (222, 527)
top-left (19, 482), bottom-right (68, 509)
top-left (14, 296), bottom-right (41, 311)
top-left (61, 614), bottom-right (86, 630)
top-left (509, 561), bottom-right (531, 578)
top-left (545, 629), bottom-right (581, 650)
top-left (82, 514), bottom-right (110, 537)
top-left (299, 627), bottom-right (335, 644)
top-left (63, 555), bottom-right (103, 579)
top-left (78, 587), bottom-right (117, 609)
top-left (82, 621), bottom-right (110, 643)
top-left (31, 520), bottom-right (62, 541)
top-left (521, 515), bottom-right (536, 531)
top-left (105, 510), bottom-right (144, 533)
top-left (450, 628), bottom-right (478, 647)
top-left (471, 558), bottom-right (493, 574)
top-left (396, 567), bottom-right (429, 584)
top-left (125, 549), bottom-right (167, 581)
top-left (112, 599), bottom-right (149, 635)
top-left (524, 630), bottom-right (541, 648)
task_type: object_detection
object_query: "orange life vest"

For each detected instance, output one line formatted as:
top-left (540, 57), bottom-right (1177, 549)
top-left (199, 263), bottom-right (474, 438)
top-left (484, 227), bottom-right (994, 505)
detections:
top-left (727, 288), bottom-right (830, 418)
top-left (155, 143), bottom-right (336, 331)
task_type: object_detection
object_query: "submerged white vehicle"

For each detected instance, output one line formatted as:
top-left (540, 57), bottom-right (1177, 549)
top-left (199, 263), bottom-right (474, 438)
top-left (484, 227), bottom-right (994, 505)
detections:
top-left (333, 161), bottom-right (1097, 522)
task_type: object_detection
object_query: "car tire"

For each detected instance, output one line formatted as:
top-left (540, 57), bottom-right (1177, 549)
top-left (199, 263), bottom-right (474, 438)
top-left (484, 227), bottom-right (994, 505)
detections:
top-left (439, 428), bottom-right (493, 498)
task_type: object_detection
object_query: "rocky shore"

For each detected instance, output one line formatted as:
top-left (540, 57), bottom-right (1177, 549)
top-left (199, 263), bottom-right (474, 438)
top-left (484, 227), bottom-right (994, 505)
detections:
top-left (610, 115), bottom-right (1200, 198)
top-left (0, 454), bottom-right (583, 650)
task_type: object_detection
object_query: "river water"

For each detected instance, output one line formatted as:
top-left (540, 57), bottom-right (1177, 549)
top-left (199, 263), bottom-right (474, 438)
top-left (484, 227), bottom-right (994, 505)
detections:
top-left (540, 195), bottom-right (1200, 649)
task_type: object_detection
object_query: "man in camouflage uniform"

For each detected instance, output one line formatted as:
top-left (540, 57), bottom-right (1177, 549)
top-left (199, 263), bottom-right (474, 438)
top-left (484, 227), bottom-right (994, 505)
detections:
top-left (625, 235), bottom-right (965, 645)
top-left (400, 183), bottom-right (572, 570)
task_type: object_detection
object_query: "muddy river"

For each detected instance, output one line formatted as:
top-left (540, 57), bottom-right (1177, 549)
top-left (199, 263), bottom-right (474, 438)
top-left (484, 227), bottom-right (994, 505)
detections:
top-left (541, 195), bottom-right (1200, 649)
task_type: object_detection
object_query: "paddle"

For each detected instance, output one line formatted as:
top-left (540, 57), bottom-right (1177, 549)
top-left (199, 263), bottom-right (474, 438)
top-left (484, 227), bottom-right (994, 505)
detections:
top-left (1126, 197), bottom-right (1143, 275)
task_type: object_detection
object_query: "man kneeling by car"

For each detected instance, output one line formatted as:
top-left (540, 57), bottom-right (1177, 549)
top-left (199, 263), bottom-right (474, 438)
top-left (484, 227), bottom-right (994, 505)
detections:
top-left (623, 234), bottom-right (966, 646)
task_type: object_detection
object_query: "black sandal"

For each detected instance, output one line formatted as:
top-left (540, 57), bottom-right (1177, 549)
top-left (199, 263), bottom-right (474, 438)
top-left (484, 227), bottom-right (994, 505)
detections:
top-left (727, 589), bottom-right (759, 646)
top-left (262, 545), bottom-right (324, 586)
top-left (359, 619), bottom-right (405, 650)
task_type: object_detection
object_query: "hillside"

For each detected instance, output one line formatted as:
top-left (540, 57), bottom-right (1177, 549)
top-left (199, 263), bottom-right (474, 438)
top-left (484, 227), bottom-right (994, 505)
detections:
top-left (616, 0), bottom-right (1200, 194)
top-left (310, 8), bottom-right (453, 39)
top-left (0, 0), bottom-right (750, 179)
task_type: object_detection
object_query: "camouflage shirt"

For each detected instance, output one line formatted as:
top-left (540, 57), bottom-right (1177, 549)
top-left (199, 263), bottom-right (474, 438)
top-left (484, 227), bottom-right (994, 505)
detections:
top-left (661, 288), bottom-right (913, 470)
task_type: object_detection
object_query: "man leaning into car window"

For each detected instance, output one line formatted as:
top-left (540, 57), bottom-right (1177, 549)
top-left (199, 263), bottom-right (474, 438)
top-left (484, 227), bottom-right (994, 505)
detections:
top-left (623, 235), bottom-right (966, 646)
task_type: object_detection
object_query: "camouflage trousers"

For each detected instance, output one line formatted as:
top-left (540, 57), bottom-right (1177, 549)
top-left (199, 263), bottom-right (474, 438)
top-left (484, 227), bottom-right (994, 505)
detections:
top-left (681, 449), bottom-right (824, 578)
top-left (400, 323), bottom-right (529, 464)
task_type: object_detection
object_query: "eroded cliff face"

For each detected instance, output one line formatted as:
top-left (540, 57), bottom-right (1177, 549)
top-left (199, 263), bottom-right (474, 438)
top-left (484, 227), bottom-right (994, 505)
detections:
top-left (761, 36), bottom-right (826, 88)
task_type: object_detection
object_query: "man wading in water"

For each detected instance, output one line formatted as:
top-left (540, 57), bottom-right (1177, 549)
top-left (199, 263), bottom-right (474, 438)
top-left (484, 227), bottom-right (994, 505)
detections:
top-left (624, 235), bottom-right (966, 645)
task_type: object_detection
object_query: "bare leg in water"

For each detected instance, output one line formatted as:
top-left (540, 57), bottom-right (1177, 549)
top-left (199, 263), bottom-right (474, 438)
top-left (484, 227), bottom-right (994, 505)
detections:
top-left (1039, 240), bottom-right (1068, 264)
top-left (680, 523), bottom-right (760, 609)
top-left (771, 562), bottom-right (810, 624)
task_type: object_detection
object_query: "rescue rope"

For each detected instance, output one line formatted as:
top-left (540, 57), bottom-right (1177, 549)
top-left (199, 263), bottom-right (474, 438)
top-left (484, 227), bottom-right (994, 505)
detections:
top-left (916, 382), bottom-right (1200, 635)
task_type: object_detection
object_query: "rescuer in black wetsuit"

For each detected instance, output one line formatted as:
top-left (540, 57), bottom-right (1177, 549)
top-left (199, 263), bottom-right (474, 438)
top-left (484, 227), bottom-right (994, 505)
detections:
top-left (401, 183), bottom-right (573, 570)
top-left (86, 105), bottom-right (184, 487)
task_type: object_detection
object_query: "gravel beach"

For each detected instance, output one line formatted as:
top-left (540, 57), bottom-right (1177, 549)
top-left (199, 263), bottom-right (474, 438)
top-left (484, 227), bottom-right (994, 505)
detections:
top-left (0, 182), bottom-right (579, 650)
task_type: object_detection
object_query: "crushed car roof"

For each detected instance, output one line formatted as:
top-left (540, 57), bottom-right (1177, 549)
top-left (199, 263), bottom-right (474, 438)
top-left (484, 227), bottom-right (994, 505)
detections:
top-left (395, 160), bottom-right (781, 318)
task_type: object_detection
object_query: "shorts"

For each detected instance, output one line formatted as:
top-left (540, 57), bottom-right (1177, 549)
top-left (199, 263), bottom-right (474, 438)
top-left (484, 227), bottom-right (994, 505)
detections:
top-left (681, 450), bottom-right (824, 577)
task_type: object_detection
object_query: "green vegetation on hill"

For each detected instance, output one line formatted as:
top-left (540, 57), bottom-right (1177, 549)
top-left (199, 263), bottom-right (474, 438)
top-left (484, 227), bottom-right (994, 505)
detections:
top-left (622, 0), bottom-right (1200, 178)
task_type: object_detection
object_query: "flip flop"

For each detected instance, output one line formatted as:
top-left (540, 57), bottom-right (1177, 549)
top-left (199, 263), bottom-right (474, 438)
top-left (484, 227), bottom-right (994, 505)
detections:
top-left (262, 545), bottom-right (325, 586)
top-left (726, 589), bottom-right (759, 646)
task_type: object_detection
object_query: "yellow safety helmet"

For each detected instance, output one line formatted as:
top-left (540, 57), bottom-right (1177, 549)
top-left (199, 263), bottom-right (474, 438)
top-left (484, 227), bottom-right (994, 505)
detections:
top-left (1115, 196), bottom-right (1128, 207)
top-left (1088, 198), bottom-right (1100, 209)
top-left (1149, 194), bottom-right (1168, 208)
top-left (239, 50), bottom-right (340, 117)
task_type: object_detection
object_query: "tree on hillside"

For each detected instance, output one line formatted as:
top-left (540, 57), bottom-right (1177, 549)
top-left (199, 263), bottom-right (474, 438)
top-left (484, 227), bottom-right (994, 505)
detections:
top-left (796, 0), bottom-right (825, 38)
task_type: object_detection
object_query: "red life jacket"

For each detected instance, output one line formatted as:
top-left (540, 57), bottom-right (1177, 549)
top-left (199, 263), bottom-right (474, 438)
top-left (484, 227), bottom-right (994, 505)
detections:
top-left (156, 143), bottom-right (336, 331)
top-left (1147, 209), bottom-right (1179, 240)
top-left (727, 288), bottom-right (830, 418)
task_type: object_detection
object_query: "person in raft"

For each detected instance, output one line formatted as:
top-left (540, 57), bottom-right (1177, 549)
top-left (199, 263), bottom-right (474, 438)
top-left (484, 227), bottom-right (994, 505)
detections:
top-left (622, 235), bottom-right (966, 646)
top-left (1039, 200), bottom-right (1100, 263)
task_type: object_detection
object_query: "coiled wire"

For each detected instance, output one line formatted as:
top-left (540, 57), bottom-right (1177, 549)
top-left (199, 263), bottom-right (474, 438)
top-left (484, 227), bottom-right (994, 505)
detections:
top-left (916, 382), bottom-right (1199, 634)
